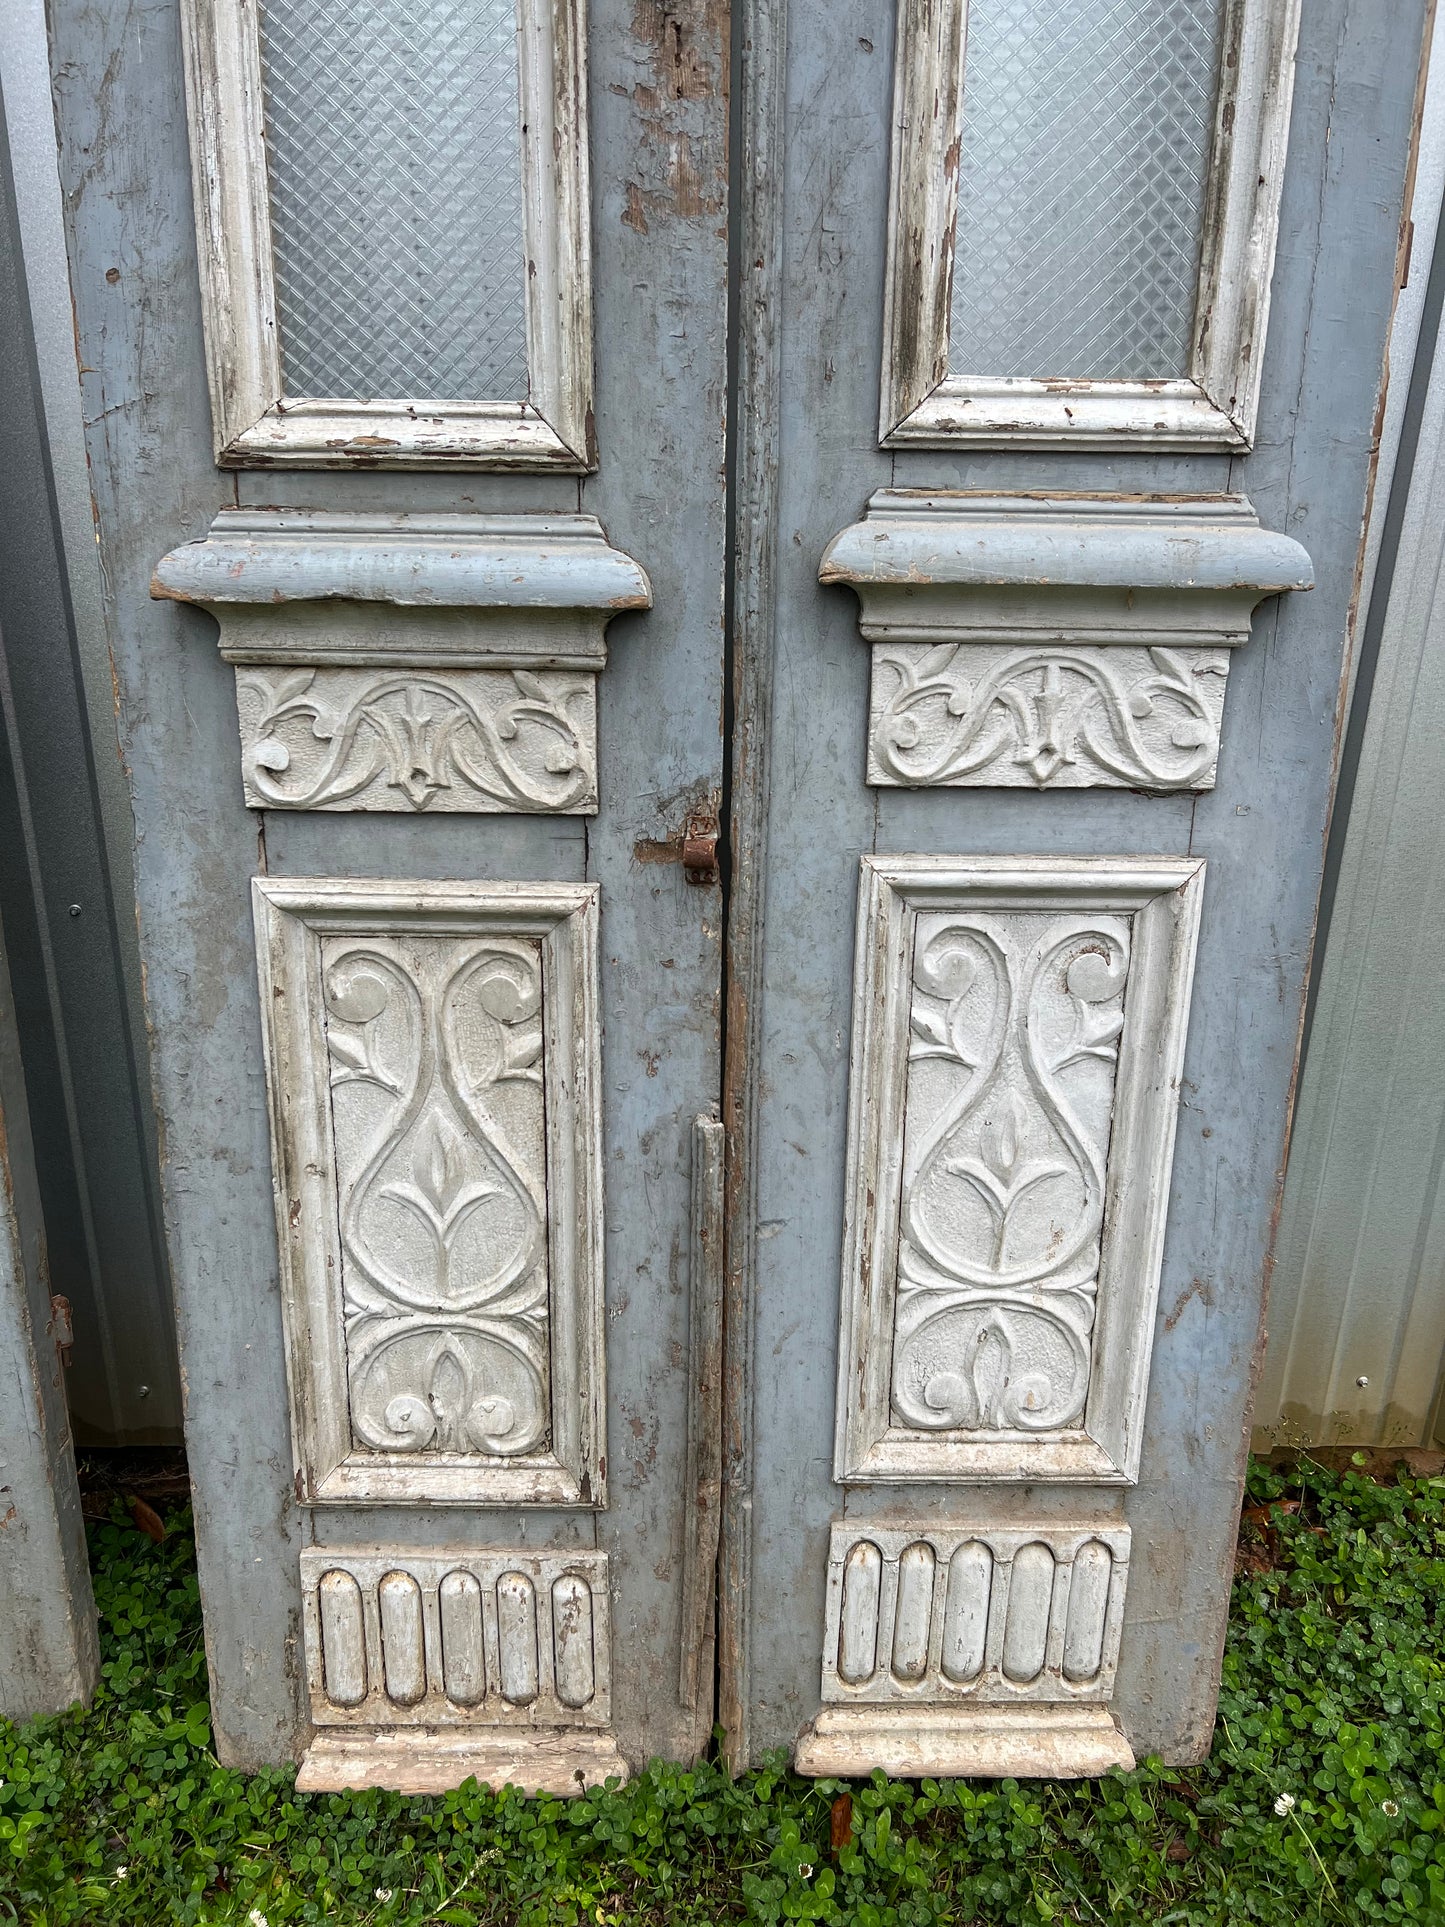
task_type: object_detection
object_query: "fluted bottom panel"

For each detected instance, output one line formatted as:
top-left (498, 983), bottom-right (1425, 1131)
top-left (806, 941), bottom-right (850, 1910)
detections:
top-left (794, 1705), bottom-right (1134, 1780)
top-left (297, 1726), bottom-right (630, 1795)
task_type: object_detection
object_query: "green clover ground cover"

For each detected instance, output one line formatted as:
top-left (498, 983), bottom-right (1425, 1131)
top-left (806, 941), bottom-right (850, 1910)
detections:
top-left (3, 1457), bottom-right (1445, 1925)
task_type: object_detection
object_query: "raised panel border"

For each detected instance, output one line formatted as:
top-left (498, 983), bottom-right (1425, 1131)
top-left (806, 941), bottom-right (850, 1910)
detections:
top-left (253, 877), bottom-right (605, 1507)
top-left (835, 856), bottom-right (1206, 1487)
top-left (880, 0), bottom-right (1303, 449)
top-left (179, 0), bottom-right (594, 468)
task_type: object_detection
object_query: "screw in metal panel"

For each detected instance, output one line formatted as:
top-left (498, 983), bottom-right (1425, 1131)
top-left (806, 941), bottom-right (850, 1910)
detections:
top-left (1356, 1375), bottom-right (1369, 1388)
top-left (68, 904), bottom-right (81, 918)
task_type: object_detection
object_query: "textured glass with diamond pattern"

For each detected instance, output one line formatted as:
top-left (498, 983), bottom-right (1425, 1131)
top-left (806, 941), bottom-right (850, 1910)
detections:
top-left (258, 0), bottom-right (529, 402)
top-left (948, 0), bottom-right (1227, 381)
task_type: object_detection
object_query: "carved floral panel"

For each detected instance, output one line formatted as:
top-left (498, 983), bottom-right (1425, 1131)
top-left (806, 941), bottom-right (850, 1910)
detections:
top-left (254, 878), bottom-right (603, 1507)
top-left (237, 666), bottom-right (598, 813)
top-left (323, 932), bottom-right (552, 1465)
top-left (836, 857), bottom-right (1204, 1485)
top-left (892, 908), bottom-right (1130, 1438)
top-left (867, 643), bottom-right (1230, 791)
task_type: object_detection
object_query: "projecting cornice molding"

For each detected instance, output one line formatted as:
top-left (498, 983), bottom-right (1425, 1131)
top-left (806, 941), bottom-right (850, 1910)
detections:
top-left (821, 491), bottom-right (1313, 792)
top-left (153, 510), bottom-right (651, 814)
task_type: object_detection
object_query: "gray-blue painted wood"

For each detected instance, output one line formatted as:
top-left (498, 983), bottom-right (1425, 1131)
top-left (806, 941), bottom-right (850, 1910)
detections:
top-left (47, 0), bottom-right (729, 1770)
top-left (1257, 25), bottom-right (1445, 1452)
top-left (727, 0), bottom-right (1426, 1764)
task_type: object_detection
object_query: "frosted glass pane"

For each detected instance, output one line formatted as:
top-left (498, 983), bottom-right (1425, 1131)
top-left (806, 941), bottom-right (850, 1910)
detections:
top-left (258, 0), bottom-right (529, 402)
top-left (948, 0), bottom-right (1227, 381)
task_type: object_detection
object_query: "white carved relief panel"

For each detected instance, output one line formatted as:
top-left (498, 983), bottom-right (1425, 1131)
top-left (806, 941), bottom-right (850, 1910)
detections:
top-left (817, 1524), bottom-right (1129, 1708)
top-left (837, 857), bottom-right (1205, 1486)
top-left (237, 666), bottom-right (598, 813)
top-left (867, 643), bottom-right (1230, 791)
top-left (892, 906), bottom-right (1130, 1443)
top-left (253, 879), bottom-right (604, 1507)
top-left (301, 1548), bottom-right (613, 1730)
top-left (795, 1523), bottom-right (1135, 1779)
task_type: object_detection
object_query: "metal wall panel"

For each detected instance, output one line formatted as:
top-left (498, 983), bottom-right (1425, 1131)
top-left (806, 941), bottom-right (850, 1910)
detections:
top-left (0, 9), bottom-right (179, 1445)
top-left (1255, 7), bottom-right (1445, 1450)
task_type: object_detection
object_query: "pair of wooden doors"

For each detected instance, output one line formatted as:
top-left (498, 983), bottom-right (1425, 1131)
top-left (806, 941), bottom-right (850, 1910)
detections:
top-left (47, 0), bottom-right (1425, 1784)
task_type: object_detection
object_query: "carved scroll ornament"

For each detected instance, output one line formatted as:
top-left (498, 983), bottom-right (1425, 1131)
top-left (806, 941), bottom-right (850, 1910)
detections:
top-left (253, 878), bottom-right (604, 1508)
top-left (822, 491), bottom-right (1312, 792)
top-left (153, 510), bottom-right (651, 815)
top-left (836, 856), bottom-right (1205, 1486)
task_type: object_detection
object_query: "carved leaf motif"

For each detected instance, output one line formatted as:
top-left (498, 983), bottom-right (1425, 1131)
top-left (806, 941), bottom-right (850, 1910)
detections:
top-left (326, 1029), bottom-right (371, 1074)
top-left (413, 1116), bottom-right (468, 1218)
top-left (331, 936), bottom-right (551, 1463)
top-left (869, 644), bottom-right (1227, 791)
top-left (910, 1005), bottom-right (949, 1047)
top-left (978, 1094), bottom-right (1024, 1182)
top-left (236, 667), bottom-right (597, 813)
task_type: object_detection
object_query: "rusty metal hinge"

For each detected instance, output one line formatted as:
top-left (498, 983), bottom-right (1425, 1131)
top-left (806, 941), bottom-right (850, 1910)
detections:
top-left (48, 1294), bottom-right (74, 1368)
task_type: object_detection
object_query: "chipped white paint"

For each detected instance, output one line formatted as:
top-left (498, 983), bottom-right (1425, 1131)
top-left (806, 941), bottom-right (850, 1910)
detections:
top-left (795, 1703), bottom-right (1135, 1779)
top-left (297, 1547), bottom-right (626, 1793)
top-left (836, 856), bottom-right (1205, 1485)
top-left (797, 1522), bottom-right (1134, 1778)
top-left (822, 492), bottom-right (1313, 793)
top-left (879, 0), bottom-right (1303, 448)
top-left (177, 0), bottom-right (594, 467)
top-left (152, 510), bottom-right (650, 816)
top-left (252, 878), bottom-right (604, 1507)
top-left (816, 1523), bottom-right (1130, 1705)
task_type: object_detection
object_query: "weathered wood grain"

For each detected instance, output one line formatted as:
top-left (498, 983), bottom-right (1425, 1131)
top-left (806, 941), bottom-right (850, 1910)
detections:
top-left (731, 0), bottom-right (1427, 1765)
top-left (50, 0), bottom-right (728, 1774)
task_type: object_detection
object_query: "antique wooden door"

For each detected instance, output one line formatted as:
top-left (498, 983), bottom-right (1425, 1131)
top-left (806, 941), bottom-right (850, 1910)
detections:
top-left (48, 0), bottom-right (729, 1788)
top-left (719, 0), bottom-right (1427, 1775)
top-left (47, 0), bottom-right (1428, 1789)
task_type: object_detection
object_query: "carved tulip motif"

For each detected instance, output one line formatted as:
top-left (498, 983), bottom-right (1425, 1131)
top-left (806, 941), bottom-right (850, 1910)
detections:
top-left (892, 911), bottom-right (1130, 1438)
top-left (321, 936), bottom-right (551, 1458)
top-left (868, 643), bottom-right (1229, 791)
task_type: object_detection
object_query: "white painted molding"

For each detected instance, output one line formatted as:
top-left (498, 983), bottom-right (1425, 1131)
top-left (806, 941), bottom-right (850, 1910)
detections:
top-left (817, 1523), bottom-right (1131, 1707)
top-left (797, 1521), bottom-right (1133, 1780)
top-left (821, 492), bottom-right (1312, 792)
top-left (253, 878), bottom-right (605, 1508)
top-left (154, 511), bottom-right (651, 814)
top-left (835, 856), bottom-right (1205, 1486)
top-left (795, 1704), bottom-right (1134, 1779)
top-left (879, 0), bottom-right (1302, 449)
top-left (178, 0), bottom-right (594, 468)
top-left (296, 1546), bottom-right (627, 1793)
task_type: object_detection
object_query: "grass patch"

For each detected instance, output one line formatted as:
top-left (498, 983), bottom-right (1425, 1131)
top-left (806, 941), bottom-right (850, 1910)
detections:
top-left (2, 1457), bottom-right (1445, 1923)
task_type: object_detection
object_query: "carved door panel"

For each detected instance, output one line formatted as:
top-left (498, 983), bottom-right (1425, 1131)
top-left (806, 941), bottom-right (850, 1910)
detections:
top-left (49, 0), bottom-right (728, 1787)
top-left (723, 0), bottom-right (1426, 1776)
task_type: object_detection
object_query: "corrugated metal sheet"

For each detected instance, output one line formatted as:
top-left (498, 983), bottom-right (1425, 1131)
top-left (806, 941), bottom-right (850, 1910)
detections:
top-left (1256, 9), bottom-right (1445, 1448)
